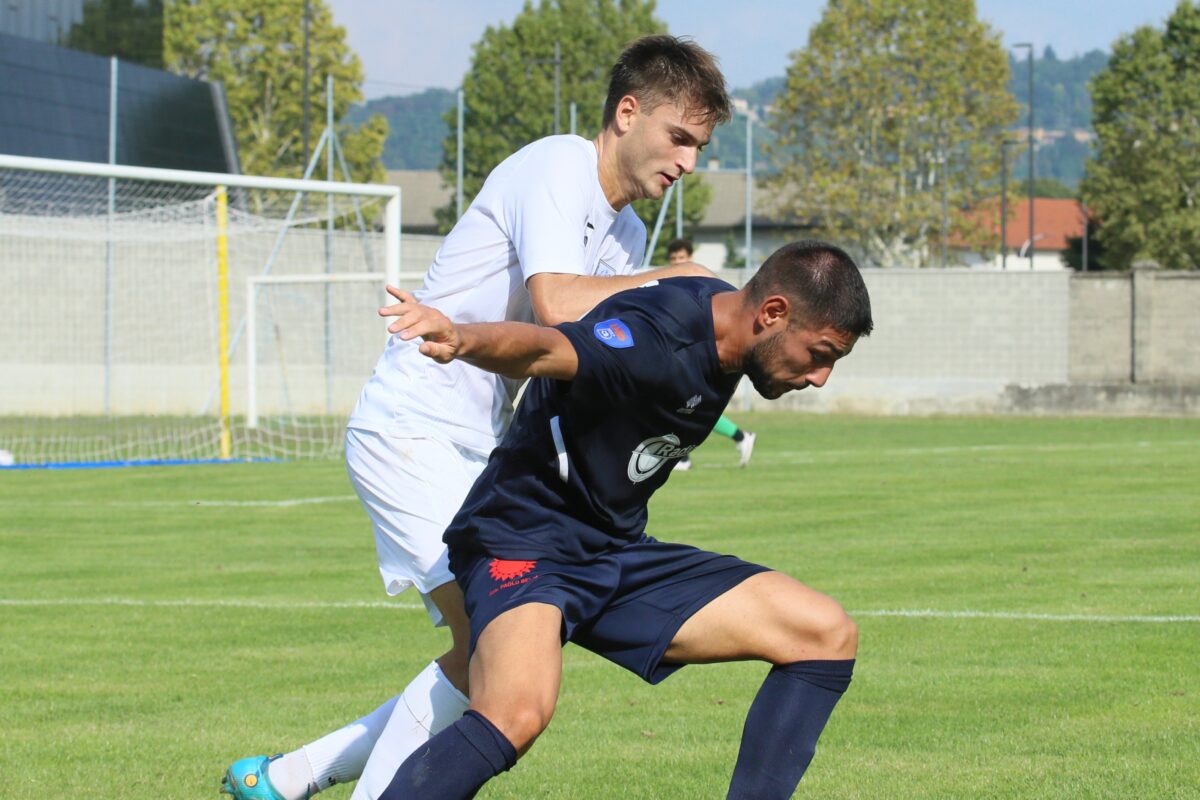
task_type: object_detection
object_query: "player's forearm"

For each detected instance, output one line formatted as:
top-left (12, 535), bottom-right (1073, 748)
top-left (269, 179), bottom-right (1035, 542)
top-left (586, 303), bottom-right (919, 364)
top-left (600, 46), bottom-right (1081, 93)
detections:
top-left (529, 264), bottom-right (715, 325)
top-left (456, 322), bottom-right (578, 380)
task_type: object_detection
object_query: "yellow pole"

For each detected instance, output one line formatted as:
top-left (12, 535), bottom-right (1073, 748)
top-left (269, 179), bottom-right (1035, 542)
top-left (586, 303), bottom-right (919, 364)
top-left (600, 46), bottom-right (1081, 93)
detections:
top-left (216, 186), bottom-right (232, 460)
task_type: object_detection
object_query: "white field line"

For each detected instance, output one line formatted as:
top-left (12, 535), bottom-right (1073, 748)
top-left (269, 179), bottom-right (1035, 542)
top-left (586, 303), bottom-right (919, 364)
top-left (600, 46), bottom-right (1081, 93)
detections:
top-left (132, 495), bottom-right (359, 508)
top-left (1, 597), bottom-right (1197, 623)
top-left (767, 438), bottom-right (1200, 463)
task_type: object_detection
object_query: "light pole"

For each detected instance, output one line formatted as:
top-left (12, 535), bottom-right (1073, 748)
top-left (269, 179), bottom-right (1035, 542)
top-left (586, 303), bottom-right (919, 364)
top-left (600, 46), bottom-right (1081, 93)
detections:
top-left (1014, 42), bottom-right (1035, 269)
top-left (744, 112), bottom-right (753, 269)
top-left (1000, 139), bottom-right (1018, 270)
top-left (525, 42), bottom-right (562, 135)
top-left (1080, 202), bottom-right (1089, 272)
top-left (302, 0), bottom-right (311, 172)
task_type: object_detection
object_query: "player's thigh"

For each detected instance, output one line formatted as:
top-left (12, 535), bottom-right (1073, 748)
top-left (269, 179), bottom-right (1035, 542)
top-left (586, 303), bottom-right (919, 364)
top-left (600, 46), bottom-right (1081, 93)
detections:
top-left (469, 602), bottom-right (564, 754)
top-left (664, 571), bottom-right (857, 665)
top-left (344, 428), bottom-right (486, 599)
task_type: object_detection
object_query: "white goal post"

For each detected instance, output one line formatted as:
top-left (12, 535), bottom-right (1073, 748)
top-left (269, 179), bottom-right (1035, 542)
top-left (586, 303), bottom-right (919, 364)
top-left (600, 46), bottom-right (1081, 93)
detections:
top-left (0, 153), bottom-right (406, 466)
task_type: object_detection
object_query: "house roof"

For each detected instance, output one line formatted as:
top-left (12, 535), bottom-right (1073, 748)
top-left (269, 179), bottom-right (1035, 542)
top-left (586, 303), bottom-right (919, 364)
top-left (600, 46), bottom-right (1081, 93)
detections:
top-left (977, 197), bottom-right (1088, 252)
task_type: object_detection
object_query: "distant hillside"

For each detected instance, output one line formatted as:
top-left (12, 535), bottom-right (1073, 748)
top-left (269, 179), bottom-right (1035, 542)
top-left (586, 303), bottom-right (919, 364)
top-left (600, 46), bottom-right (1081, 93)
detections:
top-left (346, 88), bottom-right (455, 170)
top-left (350, 51), bottom-right (1108, 186)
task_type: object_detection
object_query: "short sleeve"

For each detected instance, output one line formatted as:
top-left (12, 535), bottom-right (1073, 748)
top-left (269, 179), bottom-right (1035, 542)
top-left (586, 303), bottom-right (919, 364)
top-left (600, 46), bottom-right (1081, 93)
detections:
top-left (502, 141), bottom-right (594, 281)
top-left (555, 310), bottom-right (670, 404)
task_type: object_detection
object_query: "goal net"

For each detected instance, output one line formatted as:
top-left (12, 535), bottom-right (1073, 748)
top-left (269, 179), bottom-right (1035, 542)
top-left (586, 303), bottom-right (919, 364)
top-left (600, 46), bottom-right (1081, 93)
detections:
top-left (0, 154), bottom-right (419, 466)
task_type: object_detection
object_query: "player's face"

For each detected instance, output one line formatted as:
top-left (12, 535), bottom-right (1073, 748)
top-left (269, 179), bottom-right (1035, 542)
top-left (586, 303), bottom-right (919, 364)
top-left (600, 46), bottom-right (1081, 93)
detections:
top-left (743, 324), bottom-right (857, 400)
top-left (668, 249), bottom-right (691, 265)
top-left (622, 99), bottom-right (712, 201)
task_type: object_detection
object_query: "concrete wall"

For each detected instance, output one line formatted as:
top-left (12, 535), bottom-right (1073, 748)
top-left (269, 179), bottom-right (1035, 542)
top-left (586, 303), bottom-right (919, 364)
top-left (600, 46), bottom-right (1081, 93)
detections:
top-left (3, 224), bottom-right (1199, 419)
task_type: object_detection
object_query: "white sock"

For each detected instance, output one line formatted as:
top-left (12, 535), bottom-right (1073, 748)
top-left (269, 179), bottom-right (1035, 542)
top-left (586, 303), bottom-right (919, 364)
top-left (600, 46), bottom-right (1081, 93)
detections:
top-left (266, 695), bottom-right (400, 799)
top-left (350, 660), bottom-right (470, 800)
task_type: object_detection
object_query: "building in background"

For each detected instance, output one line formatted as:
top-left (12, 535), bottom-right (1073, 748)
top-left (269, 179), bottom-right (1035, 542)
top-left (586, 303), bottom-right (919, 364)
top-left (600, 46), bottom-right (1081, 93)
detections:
top-left (0, 0), bottom-right (238, 174)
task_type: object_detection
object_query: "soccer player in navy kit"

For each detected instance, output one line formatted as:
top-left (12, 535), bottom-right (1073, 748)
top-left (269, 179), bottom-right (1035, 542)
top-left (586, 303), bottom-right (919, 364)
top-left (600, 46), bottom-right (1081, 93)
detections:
top-left (376, 240), bottom-right (873, 799)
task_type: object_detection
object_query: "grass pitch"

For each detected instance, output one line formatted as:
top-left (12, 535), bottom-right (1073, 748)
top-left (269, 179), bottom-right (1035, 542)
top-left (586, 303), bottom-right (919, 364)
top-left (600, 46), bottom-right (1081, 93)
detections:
top-left (2, 414), bottom-right (1198, 799)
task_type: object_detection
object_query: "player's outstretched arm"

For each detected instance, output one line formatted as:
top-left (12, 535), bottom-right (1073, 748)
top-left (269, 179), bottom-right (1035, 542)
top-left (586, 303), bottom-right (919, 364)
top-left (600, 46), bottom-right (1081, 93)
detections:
top-left (380, 286), bottom-right (578, 380)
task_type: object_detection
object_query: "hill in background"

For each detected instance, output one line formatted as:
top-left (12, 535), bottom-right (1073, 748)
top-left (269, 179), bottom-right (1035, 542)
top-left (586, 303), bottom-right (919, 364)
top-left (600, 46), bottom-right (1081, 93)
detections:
top-left (353, 49), bottom-right (1108, 189)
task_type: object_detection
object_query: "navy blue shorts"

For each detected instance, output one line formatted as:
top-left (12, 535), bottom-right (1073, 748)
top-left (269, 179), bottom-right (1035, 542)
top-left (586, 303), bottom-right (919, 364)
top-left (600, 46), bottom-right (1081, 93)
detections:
top-left (451, 538), bottom-right (769, 684)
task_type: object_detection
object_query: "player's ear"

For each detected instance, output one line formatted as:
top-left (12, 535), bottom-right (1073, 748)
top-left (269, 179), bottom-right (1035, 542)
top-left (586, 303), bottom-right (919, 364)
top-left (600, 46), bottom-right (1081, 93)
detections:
top-left (613, 95), bottom-right (640, 133)
top-left (758, 295), bottom-right (790, 330)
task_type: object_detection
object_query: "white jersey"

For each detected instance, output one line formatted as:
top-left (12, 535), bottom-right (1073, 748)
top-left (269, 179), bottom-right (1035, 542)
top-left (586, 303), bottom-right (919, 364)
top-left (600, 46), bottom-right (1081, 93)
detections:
top-left (350, 135), bottom-right (647, 455)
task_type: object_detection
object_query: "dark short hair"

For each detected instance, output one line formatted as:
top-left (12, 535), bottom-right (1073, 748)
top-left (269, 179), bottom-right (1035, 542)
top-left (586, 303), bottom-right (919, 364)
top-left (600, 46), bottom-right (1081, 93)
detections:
top-left (745, 241), bottom-right (874, 337)
top-left (603, 35), bottom-right (732, 128)
top-left (666, 237), bottom-right (693, 256)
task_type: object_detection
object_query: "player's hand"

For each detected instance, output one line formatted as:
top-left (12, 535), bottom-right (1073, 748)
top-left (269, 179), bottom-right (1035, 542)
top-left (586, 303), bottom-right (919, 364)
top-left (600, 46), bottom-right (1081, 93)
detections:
top-left (379, 285), bottom-right (461, 363)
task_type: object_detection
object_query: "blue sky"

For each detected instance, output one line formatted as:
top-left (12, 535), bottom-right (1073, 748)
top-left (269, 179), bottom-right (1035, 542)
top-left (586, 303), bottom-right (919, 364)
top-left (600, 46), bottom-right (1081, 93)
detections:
top-left (327, 0), bottom-right (1186, 99)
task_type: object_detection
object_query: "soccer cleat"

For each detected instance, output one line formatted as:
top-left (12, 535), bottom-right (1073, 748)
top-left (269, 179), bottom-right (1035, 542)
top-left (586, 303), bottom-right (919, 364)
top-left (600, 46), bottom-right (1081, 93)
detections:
top-left (673, 456), bottom-right (693, 471)
top-left (736, 431), bottom-right (757, 467)
top-left (221, 754), bottom-right (291, 800)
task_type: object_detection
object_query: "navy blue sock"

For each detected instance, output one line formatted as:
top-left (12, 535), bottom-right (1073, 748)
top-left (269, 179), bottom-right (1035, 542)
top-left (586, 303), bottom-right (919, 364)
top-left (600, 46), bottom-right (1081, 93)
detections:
top-left (727, 659), bottom-right (855, 800)
top-left (379, 709), bottom-right (517, 800)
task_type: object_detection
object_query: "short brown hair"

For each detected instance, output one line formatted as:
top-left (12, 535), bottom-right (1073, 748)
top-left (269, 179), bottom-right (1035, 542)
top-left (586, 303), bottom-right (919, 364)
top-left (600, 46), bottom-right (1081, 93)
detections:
top-left (603, 35), bottom-right (732, 128)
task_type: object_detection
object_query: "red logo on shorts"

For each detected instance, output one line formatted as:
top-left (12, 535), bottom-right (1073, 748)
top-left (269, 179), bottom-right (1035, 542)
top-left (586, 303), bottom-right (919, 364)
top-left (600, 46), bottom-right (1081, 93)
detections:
top-left (489, 559), bottom-right (537, 581)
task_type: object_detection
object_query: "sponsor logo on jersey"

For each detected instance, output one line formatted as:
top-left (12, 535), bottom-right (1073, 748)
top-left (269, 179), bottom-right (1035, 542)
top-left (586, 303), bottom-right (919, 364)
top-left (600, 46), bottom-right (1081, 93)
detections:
top-left (595, 258), bottom-right (616, 277)
top-left (627, 434), bottom-right (695, 482)
top-left (594, 319), bottom-right (634, 348)
top-left (487, 559), bottom-right (540, 596)
top-left (677, 394), bottom-right (702, 414)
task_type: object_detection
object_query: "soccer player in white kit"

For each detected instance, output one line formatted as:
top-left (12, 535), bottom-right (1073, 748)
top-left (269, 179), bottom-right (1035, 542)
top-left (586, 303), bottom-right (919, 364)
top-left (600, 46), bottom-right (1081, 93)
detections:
top-left (220, 35), bottom-right (733, 800)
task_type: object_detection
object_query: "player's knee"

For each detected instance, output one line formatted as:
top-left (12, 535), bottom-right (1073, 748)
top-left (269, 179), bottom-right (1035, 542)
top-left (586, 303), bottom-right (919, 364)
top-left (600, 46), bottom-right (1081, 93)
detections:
top-left (479, 700), bottom-right (555, 754)
top-left (815, 607), bottom-right (857, 660)
top-left (784, 602), bottom-right (857, 662)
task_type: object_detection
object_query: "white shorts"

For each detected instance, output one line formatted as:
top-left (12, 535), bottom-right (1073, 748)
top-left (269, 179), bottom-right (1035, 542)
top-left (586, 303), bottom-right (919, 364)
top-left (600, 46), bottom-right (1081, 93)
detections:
top-left (344, 427), bottom-right (489, 626)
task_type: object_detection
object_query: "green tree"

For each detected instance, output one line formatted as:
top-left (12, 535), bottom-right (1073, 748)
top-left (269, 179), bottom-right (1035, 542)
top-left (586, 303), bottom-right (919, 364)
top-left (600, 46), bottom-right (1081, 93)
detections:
top-left (1081, 0), bottom-right (1200, 270)
top-left (164, 0), bottom-right (386, 182)
top-left (63, 0), bottom-right (164, 67)
top-left (765, 0), bottom-right (1019, 267)
top-left (438, 0), bottom-right (675, 232)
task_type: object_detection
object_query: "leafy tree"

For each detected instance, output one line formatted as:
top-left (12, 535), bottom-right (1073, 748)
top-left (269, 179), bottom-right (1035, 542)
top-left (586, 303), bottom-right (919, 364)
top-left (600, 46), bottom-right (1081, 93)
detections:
top-left (439, 0), bottom-right (690, 233)
top-left (1081, 0), bottom-right (1200, 270)
top-left (63, 0), bottom-right (164, 67)
top-left (765, 0), bottom-right (1019, 267)
top-left (164, 0), bottom-right (386, 182)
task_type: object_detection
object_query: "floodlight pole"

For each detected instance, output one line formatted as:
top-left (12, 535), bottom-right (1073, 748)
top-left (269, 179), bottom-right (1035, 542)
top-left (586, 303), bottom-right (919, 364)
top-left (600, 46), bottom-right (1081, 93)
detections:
top-left (1015, 43), bottom-right (1035, 269)
top-left (525, 42), bottom-right (562, 135)
top-left (675, 174), bottom-right (684, 239)
top-left (1001, 140), bottom-right (1016, 270)
top-left (745, 112), bottom-right (753, 270)
top-left (303, 0), bottom-right (311, 171)
top-left (456, 88), bottom-right (465, 219)
top-left (1081, 202), bottom-right (1089, 272)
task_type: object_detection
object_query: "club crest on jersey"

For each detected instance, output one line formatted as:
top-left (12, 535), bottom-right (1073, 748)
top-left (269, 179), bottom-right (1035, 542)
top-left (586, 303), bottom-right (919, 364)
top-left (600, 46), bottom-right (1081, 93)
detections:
top-left (627, 434), bottom-right (695, 482)
top-left (594, 319), bottom-right (634, 348)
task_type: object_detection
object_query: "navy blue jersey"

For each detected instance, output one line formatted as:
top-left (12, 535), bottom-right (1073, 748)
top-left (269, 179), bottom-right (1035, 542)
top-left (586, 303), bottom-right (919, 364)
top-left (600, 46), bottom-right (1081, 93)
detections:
top-left (443, 276), bottom-right (741, 563)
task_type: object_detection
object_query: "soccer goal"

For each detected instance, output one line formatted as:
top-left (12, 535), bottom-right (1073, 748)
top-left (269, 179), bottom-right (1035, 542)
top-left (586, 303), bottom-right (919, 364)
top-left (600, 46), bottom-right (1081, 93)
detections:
top-left (0, 153), bottom-right (413, 466)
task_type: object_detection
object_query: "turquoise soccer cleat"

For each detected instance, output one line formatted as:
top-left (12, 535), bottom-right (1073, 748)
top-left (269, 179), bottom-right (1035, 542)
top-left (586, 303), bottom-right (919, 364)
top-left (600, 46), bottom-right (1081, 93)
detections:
top-left (220, 754), bottom-right (289, 800)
